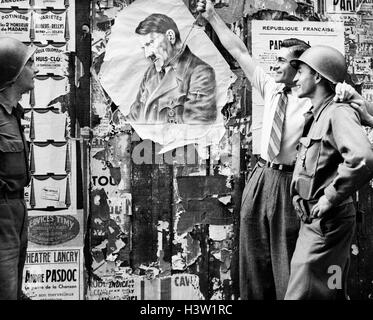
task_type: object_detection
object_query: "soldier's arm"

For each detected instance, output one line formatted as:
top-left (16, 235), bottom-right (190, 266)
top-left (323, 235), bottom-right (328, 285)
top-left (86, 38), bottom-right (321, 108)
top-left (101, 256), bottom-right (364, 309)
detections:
top-left (324, 107), bottom-right (373, 206)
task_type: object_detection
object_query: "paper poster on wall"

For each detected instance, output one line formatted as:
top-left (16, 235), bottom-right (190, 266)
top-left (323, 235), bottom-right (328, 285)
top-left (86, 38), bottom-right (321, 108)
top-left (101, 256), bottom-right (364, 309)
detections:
top-left (19, 76), bottom-right (68, 109)
top-left (32, 9), bottom-right (68, 43)
top-left (34, 43), bottom-right (68, 75)
top-left (91, 147), bottom-right (120, 198)
top-left (31, 142), bottom-right (68, 174)
top-left (251, 20), bottom-right (345, 154)
top-left (33, 0), bottom-right (68, 9)
top-left (22, 248), bottom-right (83, 300)
top-left (362, 83), bottom-right (373, 101)
top-left (325, 0), bottom-right (362, 14)
top-left (0, 9), bottom-right (31, 42)
top-left (0, 0), bottom-right (30, 9)
top-left (27, 175), bottom-right (70, 209)
top-left (29, 110), bottom-right (67, 141)
top-left (87, 277), bottom-right (140, 300)
top-left (27, 214), bottom-right (81, 246)
top-left (353, 56), bottom-right (373, 75)
top-left (86, 274), bottom-right (203, 300)
top-left (99, 0), bottom-right (236, 151)
top-left (34, 76), bottom-right (68, 108)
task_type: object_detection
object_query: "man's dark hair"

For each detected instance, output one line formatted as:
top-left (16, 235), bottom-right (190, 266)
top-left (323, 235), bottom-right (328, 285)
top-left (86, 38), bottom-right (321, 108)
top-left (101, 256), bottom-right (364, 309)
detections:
top-left (281, 38), bottom-right (310, 58)
top-left (135, 13), bottom-right (181, 43)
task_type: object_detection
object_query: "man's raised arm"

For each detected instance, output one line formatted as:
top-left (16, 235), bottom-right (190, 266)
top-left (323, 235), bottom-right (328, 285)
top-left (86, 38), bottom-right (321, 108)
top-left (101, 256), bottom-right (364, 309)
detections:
top-left (197, 0), bottom-right (257, 82)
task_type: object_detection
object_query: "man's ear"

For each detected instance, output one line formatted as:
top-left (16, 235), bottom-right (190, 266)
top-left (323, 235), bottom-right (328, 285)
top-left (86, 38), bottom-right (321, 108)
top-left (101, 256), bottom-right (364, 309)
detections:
top-left (165, 29), bottom-right (176, 45)
top-left (315, 72), bottom-right (323, 84)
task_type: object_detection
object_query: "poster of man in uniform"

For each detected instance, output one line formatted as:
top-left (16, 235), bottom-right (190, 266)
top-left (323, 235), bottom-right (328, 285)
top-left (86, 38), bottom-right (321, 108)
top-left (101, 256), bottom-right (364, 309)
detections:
top-left (251, 20), bottom-right (345, 153)
top-left (99, 0), bottom-right (236, 152)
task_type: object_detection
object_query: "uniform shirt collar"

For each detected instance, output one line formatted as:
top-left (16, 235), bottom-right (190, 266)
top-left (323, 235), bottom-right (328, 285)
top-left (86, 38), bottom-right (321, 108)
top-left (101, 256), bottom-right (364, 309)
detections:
top-left (311, 93), bottom-right (335, 121)
top-left (0, 96), bottom-right (16, 115)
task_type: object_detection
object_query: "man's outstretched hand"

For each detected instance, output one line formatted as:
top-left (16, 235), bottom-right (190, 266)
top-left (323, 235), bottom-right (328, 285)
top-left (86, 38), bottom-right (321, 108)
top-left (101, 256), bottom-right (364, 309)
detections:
top-left (196, 0), bottom-right (229, 20)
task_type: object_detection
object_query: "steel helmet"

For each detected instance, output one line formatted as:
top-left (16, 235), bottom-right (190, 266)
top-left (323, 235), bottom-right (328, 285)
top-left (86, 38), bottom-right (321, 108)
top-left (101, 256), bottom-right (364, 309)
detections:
top-left (0, 37), bottom-right (35, 91)
top-left (290, 45), bottom-right (347, 84)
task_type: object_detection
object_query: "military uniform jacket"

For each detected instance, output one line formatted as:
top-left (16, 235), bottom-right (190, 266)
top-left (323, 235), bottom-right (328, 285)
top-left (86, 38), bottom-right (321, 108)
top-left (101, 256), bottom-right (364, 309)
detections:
top-left (0, 104), bottom-right (30, 194)
top-left (291, 95), bottom-right (373, 206)
top-left (126, 46), bottom-right (217, 124)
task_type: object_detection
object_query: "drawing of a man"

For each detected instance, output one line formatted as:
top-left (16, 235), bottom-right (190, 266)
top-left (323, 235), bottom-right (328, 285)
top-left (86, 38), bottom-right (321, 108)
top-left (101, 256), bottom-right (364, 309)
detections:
top-left (124, 13), bottom-right (217, 124)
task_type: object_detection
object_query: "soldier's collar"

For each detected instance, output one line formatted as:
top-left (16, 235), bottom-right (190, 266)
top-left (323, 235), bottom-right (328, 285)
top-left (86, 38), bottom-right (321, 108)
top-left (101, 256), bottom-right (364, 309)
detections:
top-left (312, 94), bottom-right (335, 121)
top-left (0, 94), bottom-right (16, 115)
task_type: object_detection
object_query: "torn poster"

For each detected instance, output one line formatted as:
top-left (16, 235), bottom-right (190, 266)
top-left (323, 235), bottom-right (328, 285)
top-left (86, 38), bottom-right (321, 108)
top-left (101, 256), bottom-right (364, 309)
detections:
top-left (87, 277), bottom-right (140, 300)
top-left (325, 0), bottom-right (362, 14)
top-left (21, 76), bottom-right (69, 109)
top-left (251, 20), bottom-right (345, 154)
top-left (33, 0), bottom-right (68, 9)
top-left (99, 0), bottom-right (236, 150)
top-left (0, 0), bottom-right (30, 9)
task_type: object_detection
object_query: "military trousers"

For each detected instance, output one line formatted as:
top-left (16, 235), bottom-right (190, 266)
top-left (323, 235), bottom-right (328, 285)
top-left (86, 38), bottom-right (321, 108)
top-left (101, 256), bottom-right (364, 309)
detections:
top-left (285, 203), bottom-right (356, 300)
top-left (0, 198), bottom-right (28, 300)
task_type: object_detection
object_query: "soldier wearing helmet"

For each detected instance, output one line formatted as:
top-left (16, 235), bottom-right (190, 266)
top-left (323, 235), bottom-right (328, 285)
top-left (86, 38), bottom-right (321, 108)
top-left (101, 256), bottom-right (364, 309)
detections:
top-left (0, 37), bottom-right (39, 300)
top-left (284, 45), bottom-right (373, 299)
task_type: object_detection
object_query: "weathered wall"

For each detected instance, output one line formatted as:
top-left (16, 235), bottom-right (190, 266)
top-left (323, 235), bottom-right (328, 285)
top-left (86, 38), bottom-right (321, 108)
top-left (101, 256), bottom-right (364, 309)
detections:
top-left (85, 0), bottom-right (373, 300)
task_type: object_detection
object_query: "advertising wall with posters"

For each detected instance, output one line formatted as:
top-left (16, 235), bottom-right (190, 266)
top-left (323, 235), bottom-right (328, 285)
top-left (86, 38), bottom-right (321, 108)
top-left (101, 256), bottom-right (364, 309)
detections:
top-left (0, 0), bottom-right (83, 300)
top-left (251, 20), bottom-right (345, 153)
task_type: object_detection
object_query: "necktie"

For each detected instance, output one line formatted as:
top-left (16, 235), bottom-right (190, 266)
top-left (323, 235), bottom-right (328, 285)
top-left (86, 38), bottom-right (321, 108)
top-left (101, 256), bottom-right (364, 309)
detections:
top-left (301, 109), bottom-right (314, 137)
top-left (267, 87), bottom-right (290, 161)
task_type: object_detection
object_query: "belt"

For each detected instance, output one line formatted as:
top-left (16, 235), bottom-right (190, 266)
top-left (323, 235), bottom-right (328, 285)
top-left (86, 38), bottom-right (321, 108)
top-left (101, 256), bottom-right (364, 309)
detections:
top-left (0, 189), bottom-right (24, 199)
top-left (258, 157), bottom-right (295, 172)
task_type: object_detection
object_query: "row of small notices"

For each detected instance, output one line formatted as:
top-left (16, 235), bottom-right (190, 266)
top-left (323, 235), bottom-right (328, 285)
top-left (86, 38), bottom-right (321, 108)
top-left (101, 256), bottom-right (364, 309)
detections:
top-left (0, 0), bottom-right (69, 9)
top-left (24, 175), bottom-right (71, 209)
top-left (20, 76), bottom-right (69, 108)
top-left (0, 9), bottom-right (70, 44)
